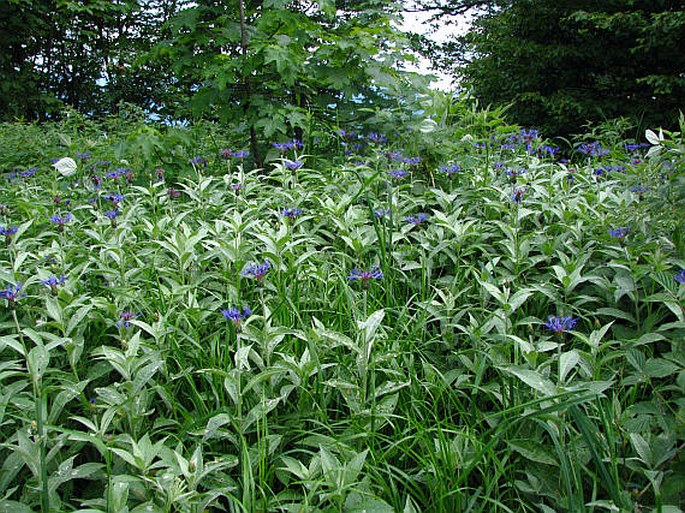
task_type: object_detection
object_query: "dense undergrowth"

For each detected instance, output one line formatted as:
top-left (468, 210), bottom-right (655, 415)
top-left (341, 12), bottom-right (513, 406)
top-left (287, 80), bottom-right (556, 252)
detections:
top-left (1, 102), bottom-right (685, 512)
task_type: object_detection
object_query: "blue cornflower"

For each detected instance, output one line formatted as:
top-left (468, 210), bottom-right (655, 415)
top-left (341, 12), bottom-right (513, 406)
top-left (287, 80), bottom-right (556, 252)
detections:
top-left (505, 167), bottom-right (526, 179)
top-left (348, 265), bottom-right (384, 284)
top-left (388, 169), bottom-right (409, 180)
top-left (501, 143), bottom-right (517, 151)
top-left (116, 311), bottom-right (139, 328)
top-left (511, 188), bottom-right (526, 203)
top-left (473, 142), bottom-right (486, 149)
top-left (578, 141), bottom-right (610, 158)
top-left (242, 260), bottom-right (271, 281)
top-left (76, 152), bottom-right (91, 161)
top-left (374, 207), bottom-right (391, 218)
top-left (282, 207), bottom-right (303, 221)
top-left (273, 140), bottom-right (303, 152)
top-left (405, 213), bottom-right (429, 225)
top-left (50, 213), bottom-right (73, 227)
top-left (41, 275), bottom-right (67, 290)
top-left (221, 306), bottom-right (252, 326)
top-left (439, 163), bottom-right (461, 175)
top-left (521, 129), bottom-right (539, 143)
top-left (674, 269), bottom-right (685, 284)
top-left (383, 150), bottom-right (403, 161)
top-left (104, 209), bottom-right (120, 222)
top-left (543, 315), bottom-right (578, 333)
top-left (0, 283), bottom-right (23, 305)
top-left (231, 183), bottom-right (245, 192)
top-left (539, 145), bottom-right (560, 157)
top-left (285, 160), bottom-right (304, 170)
top-left (19, 167), bottom-right (37, 178)
top-left (189, 156), bottom-right (208, 166)
top-left (402, 156), bottom-right (422, 165)
top-left (1, 226), bottom-right (18, 241)
top-left (630, 185), bottom-right (648, 196)
top-left (609, 227), bottom-right (630, 240)
top-left (106, 193), bottom-right (125, 205)
top-left (366, 132), bottom-right (388, 144)
top-left (232, 150), bottom-right (249, 158)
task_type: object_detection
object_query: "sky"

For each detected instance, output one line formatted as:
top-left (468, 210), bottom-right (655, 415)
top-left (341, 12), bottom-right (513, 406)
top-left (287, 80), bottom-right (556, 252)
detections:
top-left (399, 10), bottom-right (471, 90)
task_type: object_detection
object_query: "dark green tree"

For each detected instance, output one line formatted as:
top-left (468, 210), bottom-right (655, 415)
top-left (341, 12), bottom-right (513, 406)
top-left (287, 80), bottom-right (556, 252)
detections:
top-left (152, 0), bottom-right (425, 163)
top-left (431, 0), bottom-right (685, 137)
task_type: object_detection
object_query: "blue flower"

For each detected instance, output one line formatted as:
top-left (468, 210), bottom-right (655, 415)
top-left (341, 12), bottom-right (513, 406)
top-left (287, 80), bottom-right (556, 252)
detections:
top-left (0, 283), bottom-right (23, 305)
top-left (76, 152), bottom-right (91, 161)
top-left (189, 156), bottom-right (208, 166)
top-left (366, 132), bottom-right (388, 144)
top-left (578, 141), bottom-right (610, 157)
top-left (116, 311), bottom-right (139, 328)
top-left (242, 260), bottom-right (271, 281)
top-left (41, 275), bottom-right (67, 290)
top-left (388, 169), bottom-right (409, 180)
top-left (505, 168), bottom-right (526, 179)
top-left (402, 156), bottom-right (422, 165)
top-left (285, 160), bottom-right (304, 170)
top-left (543, 315), bottom-right (578, 333)
top-left (374, 207), bottom-right (391, 218)
top-left (1, 226), bottom-right (18, 241)
top-left (511, 188), bottom-right (526, 203)
top-left (106, 193), bottom-right (125, 205)
top-left (348, 265), bottom-right (384, 283)
top-left (282, 207), bottom-right (303, 221)
top-left (273, 140), bottom-right (303, 152)
top-left (405, 213), bottom-right (429, 225)
top-left (609, 227), bottom-right (630, 240)
top-left (221, 306), bottom-right (252, 325)
top-left (439, 163), bottom-right (461, 175)
top-left (675, 269), bottom-right (685, 284)
top-left (50, 213), bottom-right (73, 227)
top-left (104, 209), bottom-right (120, 222)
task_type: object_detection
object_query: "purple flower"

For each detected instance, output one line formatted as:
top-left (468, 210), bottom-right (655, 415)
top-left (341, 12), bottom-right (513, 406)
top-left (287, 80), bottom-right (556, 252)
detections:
top-left (1, 226), bottom-right (18, 242)
top-left (505, 167), bottom-right (526, 180)
top-left (41, 275), bottom-right (67, 290)
top-left (543, 315), bottom-right (578, 333)
top-left (0, 283), bottom-right (23, 305)
top-left (285, 160), bottom-right (304, 170)
top-left (273, 140), bottom-right (303, 152)
top-left (539, 145), bottom-right (560, 157)
top-left (19, 167), bottom-right (37, 178)
top-left (348, 265), bottom-right (384, 284)
top-left (282, 207), bottom-right (303, 221)
top-left (402, 156), bottom-right (422, 165)
top-left (609, 227), bottom-right (630, 240)
top-left (674, 269), bottom-right (685, 284)
top-left (242, 260), bottom-right (271, 281)
top-left (578, 142), bottom-right (610, 158)
top-left (232, 150), bottom-right (249, 159)
top-left (405, 213), bottom-right (429, 225)
top-left (511, 188), bottom-right (526, 203)
top-left (439, 163), bottom-right (461, 175)
top-left (167, 188), bottom-right (181, 199)
top-left (106, 193), bottom-right (125, 206)
top-left (384, 150), bottom-right (403, 161)
top-left (221, 306), bottom-right (252, 326)
top-left (104, 209), bottom-right (120, 222)
top-left (388, 169), bottom-right (409, 180)
top-left (76, 152), bottom-right (91, 161)
top-left (374, 208), bottom-right (391, 218)
top-left (231, 183), bottom-right (245, 192)
top-left (366, 132), bottom-right (388, 144)
top-left (189, 156), bottom-right (208, 166)
top-left (50, 213), bottom-right (73, 227)
top-left (116, 311), bottom-right (139, 328)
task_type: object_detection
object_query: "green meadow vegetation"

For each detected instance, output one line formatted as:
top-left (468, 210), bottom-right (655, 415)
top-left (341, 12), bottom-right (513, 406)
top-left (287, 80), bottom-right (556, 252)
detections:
top-left (1, 100), bottom-right (684, 512)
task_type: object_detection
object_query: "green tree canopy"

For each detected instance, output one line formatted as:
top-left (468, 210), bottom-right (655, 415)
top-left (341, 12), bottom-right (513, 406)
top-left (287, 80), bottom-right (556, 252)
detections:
top-left (434, 0), bottom-right (685, 137)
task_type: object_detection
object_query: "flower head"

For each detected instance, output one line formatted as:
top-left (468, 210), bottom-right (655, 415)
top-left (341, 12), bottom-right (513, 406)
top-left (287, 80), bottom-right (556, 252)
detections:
top-left (106, 193), bottom-right (125, 206)
top-left (116, 311), bottom-right (139, 328)
top-left (50, 213), bottom-right (73, 227)
top-left (242, 260), bottom-right (271, 281)
top-left (404, 213), bottom-right (429, 225)
top-left (285, 160), bottom-right (304, 171)
top-left (543, 315), bottom-right (578, 334)
top-left (439, 163), bottom-right (461, 175)
top-left (189, 156), bottom-right (208, 167)
top-left (0, 283), bottom-right (23, 305)
top-left (41, 275), bottom-right (67, 290)
top-left (282, 207), bottom-right (303, 221)
top-left (388, 169), bottom-right (409, 180)
top-left (511, 188), bottom-right (526, 203)
top-left (104, 209), bottom-right (120, 223)
top-left (348, 265), bottom-right (384, 285)
top-left (167, 188), bottom-right (181, 199)
top-left (609, 227), bottom-right (630, 240)
top-left (273, 140), bottom-right (303, 152)
top-left (76, 152), bottom-right (91, 161)
top-left (674, 269), bottom-right (685, 284)
top-left (1, 225), bottom-right (18, 242)
top-left (578, 141), bottom-right (610, 158)
top-left (221, 306), bottom-right (252, 326)
top-left (374, 207), bottom-right (391, 218)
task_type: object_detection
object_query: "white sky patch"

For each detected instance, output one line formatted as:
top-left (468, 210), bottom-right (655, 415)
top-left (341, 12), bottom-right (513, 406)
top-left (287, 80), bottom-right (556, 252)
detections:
top-left (398, 10), bottom-right (471, 90)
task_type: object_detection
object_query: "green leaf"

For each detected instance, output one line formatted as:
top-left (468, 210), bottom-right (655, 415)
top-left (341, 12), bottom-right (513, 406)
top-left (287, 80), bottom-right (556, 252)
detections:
top-left (502, 366), bottom-right (557, 396)
top-left (510, 440), bottom-right (558, 466)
